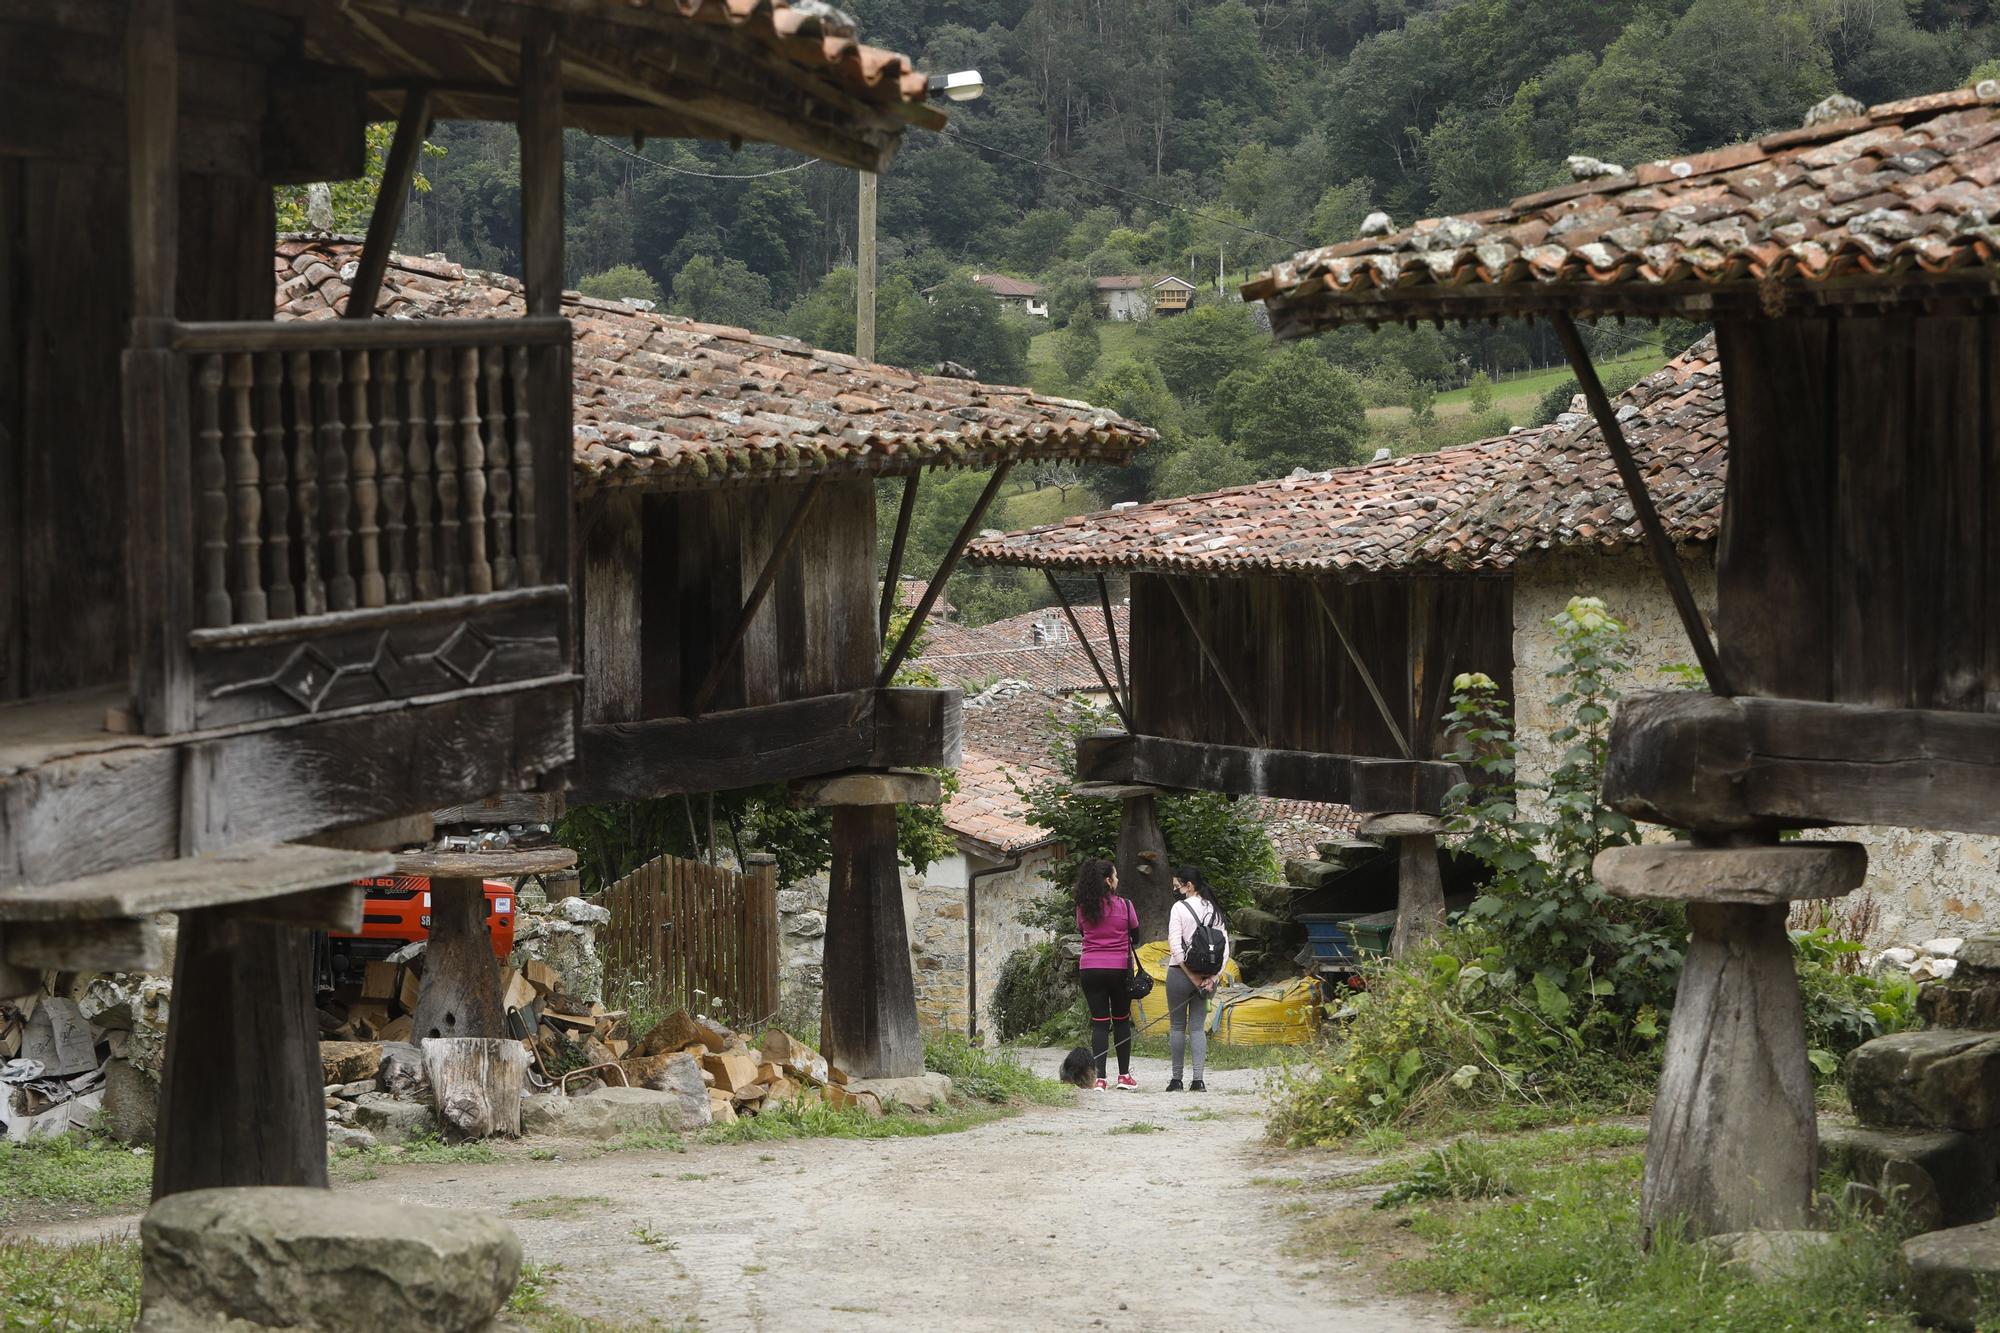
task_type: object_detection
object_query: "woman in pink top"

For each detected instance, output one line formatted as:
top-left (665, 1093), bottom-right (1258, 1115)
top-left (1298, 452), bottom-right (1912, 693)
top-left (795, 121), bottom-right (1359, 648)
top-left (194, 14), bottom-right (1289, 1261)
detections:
top-left (1073, 858), bottom-right (1140, 1091)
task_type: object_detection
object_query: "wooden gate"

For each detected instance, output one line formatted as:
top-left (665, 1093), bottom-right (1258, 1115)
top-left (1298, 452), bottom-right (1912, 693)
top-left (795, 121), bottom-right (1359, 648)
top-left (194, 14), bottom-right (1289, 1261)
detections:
top-left (600, 852), bottom-right (780, 1027)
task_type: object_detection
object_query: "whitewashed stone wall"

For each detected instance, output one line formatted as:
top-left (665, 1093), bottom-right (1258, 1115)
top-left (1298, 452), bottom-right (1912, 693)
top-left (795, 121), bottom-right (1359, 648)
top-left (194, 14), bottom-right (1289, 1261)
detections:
top-left (1514, 548), bottom-right (2000, 945)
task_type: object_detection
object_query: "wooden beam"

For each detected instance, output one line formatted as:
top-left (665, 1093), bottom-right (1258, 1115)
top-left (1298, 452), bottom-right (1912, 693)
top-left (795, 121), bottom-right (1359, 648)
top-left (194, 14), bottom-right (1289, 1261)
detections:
top-left (517, 14), bottom-right (563, 318)
top-left (1043, 570), bottom-right (1132, 729)
top-left (689, 475), bottom-right (826, 718)
top-left (1077, 731), bottom-right (1461, 814)
top-left (1095, 574), bottom-right (1130, 714)
top-left (126, 0), bottom-right (176, 333)
top-left (878, 472), bottom-right (920, 643)
top-left (570, 686), bottom-right (961, 805)
top-left (821, 804), bottom-right (924, 1079)
top-left (1603, 690), bottom-right (2000, 837)
top-left (3, 916), bottom-right (162, 972)
top-left (0, 842), bottom-right (392, 922)
top-left (1309, 579), bottom-right (1414, 760)
top-left (344, 84), bottom-right (433, 321)
top-left (433, 791), bottom-right (565, 827)
top-left (1550, 311), bottom-right (1730, 695)
top-left (792, 769), bottom-right (942, 808)
top-left (225, 884), bottom-right (365, 932)
top-left (1163, 577), bottom-right (1267, 748)
top-left (878, 462), bottom-right (1013, 687)
top-left (393, 846), bottom-right (575, 879)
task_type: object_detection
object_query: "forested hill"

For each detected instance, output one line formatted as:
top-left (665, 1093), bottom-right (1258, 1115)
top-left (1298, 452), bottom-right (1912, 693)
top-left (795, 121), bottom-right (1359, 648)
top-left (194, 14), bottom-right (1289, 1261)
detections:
top-left (369, 0), bottom-right (1997, 617)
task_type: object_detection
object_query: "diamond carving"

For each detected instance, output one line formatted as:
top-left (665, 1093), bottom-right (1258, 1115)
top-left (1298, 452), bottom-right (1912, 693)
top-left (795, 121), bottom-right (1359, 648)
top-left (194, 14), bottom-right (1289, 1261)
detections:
top-left (433, 622), bottom-right (498, 684)
top-left (272, 644), bottom-right (341, 712)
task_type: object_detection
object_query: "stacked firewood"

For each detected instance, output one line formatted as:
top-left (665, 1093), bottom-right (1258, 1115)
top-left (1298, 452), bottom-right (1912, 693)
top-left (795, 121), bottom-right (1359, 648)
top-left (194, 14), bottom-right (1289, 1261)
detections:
top-left (611, 1012), bottom-right (879, 1123)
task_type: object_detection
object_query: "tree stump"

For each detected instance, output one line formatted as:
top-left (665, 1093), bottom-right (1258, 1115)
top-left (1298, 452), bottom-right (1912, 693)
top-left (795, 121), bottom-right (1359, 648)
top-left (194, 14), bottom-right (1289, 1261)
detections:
top-left (1596, 838), bottom-right (1867, 1243)
top-left (422, 1037), bottom-right (529, 1140)
top-left (1116, 793), bottom-right (1174, 940)
top-left (821, 804), bottom-right (924, 1080)
top-left (154, 910), bottom-right (325, 1199)
top-left (412, 877), bottom-right (506, 1041)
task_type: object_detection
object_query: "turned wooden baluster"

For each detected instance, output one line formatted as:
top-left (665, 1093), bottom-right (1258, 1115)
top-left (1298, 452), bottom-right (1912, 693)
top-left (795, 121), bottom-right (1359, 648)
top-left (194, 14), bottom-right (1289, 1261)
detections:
top-left (346, 349), bottom-right (384, 608)
top-left (257, 353), bottom-right (294, 620)
top-left (316, 350), bottom-right (353, 611)
top-left (481, 346), bottom-right (515, 590)
top-left (455, 345), bottom-right (492, 594)
top-left (194, 355), bottom-right (231, 628)
top-left (224, 353), bottom-right (266, 624)
top-left (430, 351), bottom-right (461, 596)
top-left (376, 350), bottom-right (409, 604)
top-left (404, 349), bottom-right (437, 601)
top-left (509, 344), bottom-right (541, 587)
top-left (287, 350), bottom-right (324, 615)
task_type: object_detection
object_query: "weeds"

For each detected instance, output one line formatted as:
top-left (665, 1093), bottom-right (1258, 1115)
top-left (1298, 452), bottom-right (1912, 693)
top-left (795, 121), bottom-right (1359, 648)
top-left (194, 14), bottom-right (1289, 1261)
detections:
top-left (1107, 1121), bottom-right (1164, 1135)
top-left (0, 1237), bottom-right (142, 1331)
top-left (608, 1128), bottom-right (688, 1154)
top-left (630, 1225), bottom-right (677, 1251)
top-left (697, 1100), bottom-right (1004, 1146)
top-left (1376, 1140), bottom-right (1513, 1208)
top-left (509, 1195), bottom-right (611, 1220)
top-left (0, 1136), bottom-right (153, 1222)
top-left (925, 1035), bottom-right (1071, 1105)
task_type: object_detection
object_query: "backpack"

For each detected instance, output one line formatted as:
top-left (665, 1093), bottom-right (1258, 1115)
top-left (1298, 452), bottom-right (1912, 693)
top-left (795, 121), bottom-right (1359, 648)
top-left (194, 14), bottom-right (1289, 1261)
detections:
top-left (1182, 900), bottom-right (1227, 977)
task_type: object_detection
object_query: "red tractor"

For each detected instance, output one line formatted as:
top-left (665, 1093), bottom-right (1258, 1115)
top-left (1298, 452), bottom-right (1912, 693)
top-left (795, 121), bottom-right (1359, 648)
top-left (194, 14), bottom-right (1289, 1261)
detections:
top-left (322, 874), bottom-right (515, 990)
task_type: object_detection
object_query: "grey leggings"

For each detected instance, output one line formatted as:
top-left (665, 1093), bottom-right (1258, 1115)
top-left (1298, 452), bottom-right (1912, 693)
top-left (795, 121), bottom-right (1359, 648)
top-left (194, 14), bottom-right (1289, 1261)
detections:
top-left (1167, 967), bottom-right (1210, 1081)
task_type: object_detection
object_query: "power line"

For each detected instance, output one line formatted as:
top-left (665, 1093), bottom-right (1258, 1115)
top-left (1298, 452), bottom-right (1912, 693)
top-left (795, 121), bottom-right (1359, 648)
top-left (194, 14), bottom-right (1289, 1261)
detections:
top-left (939, 127), bottom-right (1306, 252)
top-left (586, 133), bottom-right (822, 180)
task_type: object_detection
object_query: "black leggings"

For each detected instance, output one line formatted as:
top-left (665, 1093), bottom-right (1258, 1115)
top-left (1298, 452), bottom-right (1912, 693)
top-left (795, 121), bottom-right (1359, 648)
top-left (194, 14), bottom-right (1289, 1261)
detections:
top-left (1079, 967), bottom-right (1133, 1079)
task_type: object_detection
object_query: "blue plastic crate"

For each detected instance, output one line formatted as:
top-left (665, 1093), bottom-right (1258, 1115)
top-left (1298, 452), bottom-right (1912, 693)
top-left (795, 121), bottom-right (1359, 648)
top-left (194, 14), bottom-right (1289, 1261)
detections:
top-left (1296, 912), bottom-right (1363, 966)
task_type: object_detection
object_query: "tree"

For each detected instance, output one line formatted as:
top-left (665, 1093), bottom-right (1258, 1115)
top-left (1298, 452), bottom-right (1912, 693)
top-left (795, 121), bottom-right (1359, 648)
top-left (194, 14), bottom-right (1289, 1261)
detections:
top-left (1153, 434), bottom-right (1258, 498)
top-left (670, 255), bottom-right (778, 330)
top-left (1467, 371), bottom-right (1495, 415)
top-left (276, 123), bottom-right (443, 233)
top-left (1053, 317), bottom-right (1102, 384)
top-left (1150, 304), bottom-right (1265, 404)
top-left (927, 274), bottom-right (1030, 382)
top-left (578, 264), bottom-right (663, 305)
top-left (1217, 345), bottom-right (1368, 476)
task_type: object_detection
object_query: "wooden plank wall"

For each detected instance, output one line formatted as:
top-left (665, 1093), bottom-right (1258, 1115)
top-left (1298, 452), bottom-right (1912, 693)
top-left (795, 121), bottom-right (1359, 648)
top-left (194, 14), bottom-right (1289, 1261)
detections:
top-left (620, 477), bottom-right (877, 720)
top-left (598, 852), bottom-right (779, 1027)
top-left (1714, 314), bottom-right (1999, 713)
top-left (1127, 571), bottom-right (1512, 761)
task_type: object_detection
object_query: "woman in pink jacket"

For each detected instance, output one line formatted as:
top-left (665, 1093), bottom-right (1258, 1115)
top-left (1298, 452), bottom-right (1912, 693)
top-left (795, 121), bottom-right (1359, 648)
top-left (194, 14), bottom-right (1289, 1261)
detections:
top-left (1073, 858), bottom-right (1140, 1091)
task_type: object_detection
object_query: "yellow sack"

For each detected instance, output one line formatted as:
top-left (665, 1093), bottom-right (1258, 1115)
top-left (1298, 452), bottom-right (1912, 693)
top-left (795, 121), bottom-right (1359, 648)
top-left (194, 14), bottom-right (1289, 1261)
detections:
top-left (1127, 940), bottom-right (1240, 1038)
top-left (1127, 941), bottom-right (1319, 1045)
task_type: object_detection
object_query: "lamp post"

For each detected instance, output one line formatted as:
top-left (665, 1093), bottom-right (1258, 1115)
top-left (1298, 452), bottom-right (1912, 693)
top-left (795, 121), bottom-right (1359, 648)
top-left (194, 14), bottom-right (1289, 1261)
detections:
top-left (856, 70), bottom-right (983, 363)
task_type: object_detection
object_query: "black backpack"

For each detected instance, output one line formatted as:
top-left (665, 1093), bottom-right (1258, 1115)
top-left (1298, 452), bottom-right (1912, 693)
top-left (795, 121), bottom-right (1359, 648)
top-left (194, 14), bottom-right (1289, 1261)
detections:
top-left (1183, 900), bottom-right (1227, 976)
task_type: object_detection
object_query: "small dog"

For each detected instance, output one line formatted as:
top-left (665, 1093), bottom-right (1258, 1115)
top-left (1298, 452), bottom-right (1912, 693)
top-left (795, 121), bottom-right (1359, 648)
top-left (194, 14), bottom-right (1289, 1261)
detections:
top-left (1058, 1046), bottom-right (1096, 1088)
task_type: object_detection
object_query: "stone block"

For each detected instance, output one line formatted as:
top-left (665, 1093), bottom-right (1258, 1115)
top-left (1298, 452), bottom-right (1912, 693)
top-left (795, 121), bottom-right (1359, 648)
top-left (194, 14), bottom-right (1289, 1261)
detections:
top-left (1956, 936), bottom-right (2000, 974)
top-left (319, 1041), bottom-right (382, 1086)
top-left (348, 1093), bottom-right (438, 1145)
top-left (519, 1085), bottom-right (709, 1140)
top-left (1848, 1030), bottom-right (2000, 1131)
top-left (1316, 840), bottom-right (1382, 866)
top-left (1282, 859), bottom-right (1344, 890)
top-left (1903, 1218), bottom-right (2000, 1331)
top-left (136, 1186), bottom-right (518, 1332)
top-left (1920, 978), bottom-right (2000, 1031)
top-left (844, 1071), bottom-right (951, 1112)
top-left (1820, 1122), bottom-right (1996, 1227)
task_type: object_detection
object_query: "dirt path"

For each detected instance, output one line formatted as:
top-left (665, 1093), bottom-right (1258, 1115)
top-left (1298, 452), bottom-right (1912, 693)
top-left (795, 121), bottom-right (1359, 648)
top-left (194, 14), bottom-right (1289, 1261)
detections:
top-left (18, 1050), bottom-right (1455, 1330)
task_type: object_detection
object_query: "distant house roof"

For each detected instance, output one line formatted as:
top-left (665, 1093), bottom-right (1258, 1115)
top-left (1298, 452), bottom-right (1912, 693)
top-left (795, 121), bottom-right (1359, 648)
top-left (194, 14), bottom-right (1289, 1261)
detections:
top-left (1151, 276), bottom-right (1197, 290)
top-left (1094, 276), bottom-right (1147, 290)
top-left (973, 274), bottom-right (1044, 298)
top-left (966, 338), bottom-right (1723, 578)
top-left (1245, 86), bottom-right (2000, 335)
top-left (274, 238), bottom-right (1153, 495)
top-left (912, 617), bottom-right (1120, 696)
top-left (945, 680), bottom-right (1089, 856)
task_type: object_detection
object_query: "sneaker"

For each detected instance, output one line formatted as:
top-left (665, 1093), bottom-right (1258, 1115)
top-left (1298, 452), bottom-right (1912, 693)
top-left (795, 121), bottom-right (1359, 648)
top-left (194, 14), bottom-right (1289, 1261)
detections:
top-left (1189, 1080), bottom-right (1206, 1092)
top-left (1115, 1074), bottom-right (1139, 1091)
top-left (1164, 1078), bottom-right (1184, 1092)
top-left (1093, 1078), bottom-right (1108, 1092)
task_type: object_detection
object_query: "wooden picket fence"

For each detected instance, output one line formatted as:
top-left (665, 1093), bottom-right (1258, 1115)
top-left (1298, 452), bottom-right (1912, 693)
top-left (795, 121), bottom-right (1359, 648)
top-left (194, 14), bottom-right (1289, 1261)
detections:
top-left (600, 852), bottom-right (780, 1028)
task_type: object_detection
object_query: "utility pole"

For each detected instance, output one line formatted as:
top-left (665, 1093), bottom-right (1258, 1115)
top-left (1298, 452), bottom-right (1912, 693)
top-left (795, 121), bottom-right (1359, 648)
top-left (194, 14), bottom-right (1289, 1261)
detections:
top-left (856, 171), bottom-right (877, 362)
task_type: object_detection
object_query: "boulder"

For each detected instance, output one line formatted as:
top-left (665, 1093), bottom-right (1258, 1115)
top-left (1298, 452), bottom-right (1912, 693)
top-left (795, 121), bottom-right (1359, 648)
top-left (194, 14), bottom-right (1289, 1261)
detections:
top-left (1917, 979), bottom-right (2000, 1031)
top-left (136, 1187), bottom-right (518, 1333)
top-left (619, 1051), bottom-right (707, 1106)
top-left (1957, 936), bottom-right (2000, 974)
top-left (348, 1093), bottom-right (438, 1145)
top-left (1818, 1123), bottom-right (1997, 1228)
top-left (319, 1042), bottom-right (382, 1087)
top-left (1903, 1218), bottom-right (2000, 1331)
top-left (1699, 1229), bottom-right (1839, 1284)
top-left (1281, 859), bottom-right (1343, 890)
top-left (1847, 1030), bottom-right (2000, 1131)
top-left (844, 1071), bottom-right (951, 1112)
top-left (376, 1042), bottom-right (429, 1098)
top-left (519, 1085), bottom-right (709, 1141)
top-left (328, 1126), bottom-right (377, 1152)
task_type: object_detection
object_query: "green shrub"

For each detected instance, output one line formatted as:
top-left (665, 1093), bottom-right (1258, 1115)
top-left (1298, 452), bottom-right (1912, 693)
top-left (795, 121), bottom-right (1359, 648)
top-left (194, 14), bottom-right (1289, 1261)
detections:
top-left (923, 1034), bottom-right (1071, 1105)
top-left (1794, 927), bottom-right (1918, 1075)
top-left (1378, 1138), bottom-right (1513, 1208)
top-left (989, 941), bottom-right (1078, 1042)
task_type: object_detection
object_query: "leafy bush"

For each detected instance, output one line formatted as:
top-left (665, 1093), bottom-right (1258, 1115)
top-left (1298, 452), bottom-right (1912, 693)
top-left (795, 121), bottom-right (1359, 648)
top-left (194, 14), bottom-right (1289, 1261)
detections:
top-left (1794, 927), bottom-right (1918, 1075)
top-left (1378, 1138), bottom-right (1514, 1208)
top-left (989, 941), bottom-right (1080, 1042)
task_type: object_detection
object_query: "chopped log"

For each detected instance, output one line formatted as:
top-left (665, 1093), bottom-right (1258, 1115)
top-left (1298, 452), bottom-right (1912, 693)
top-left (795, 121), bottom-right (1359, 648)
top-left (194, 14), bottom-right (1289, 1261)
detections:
top-left (1642, 900), bottom-right (1817, 1242)
top-left (1389, 834), bottom-right (1446, 958)
top-left (411, 877), bottom-right (506, 1040)
top-left (1116, 794), bottom-right (1175, 941)
top-left (821, 804), bottom-right (924, 1080)
top-left (702, 1048), bottom-right (760, 1094)
top-left (362, 961), bottom-right (399, 1002)
top-left (791, 769), bottom-right (942, 807)
top-left (422, 1036), bottom-right (529, 1140)
top-left (522, 960), bottom-right (559, 995)
top-left (1595, 841), bottom-right (1866, 905)
top-left (501, 969), bottom-right (538, 1014)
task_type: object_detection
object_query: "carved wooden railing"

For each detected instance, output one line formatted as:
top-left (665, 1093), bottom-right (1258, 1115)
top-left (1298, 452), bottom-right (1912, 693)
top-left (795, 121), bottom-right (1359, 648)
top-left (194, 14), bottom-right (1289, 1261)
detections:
top-left (126, 318), bottom-right (575, 735)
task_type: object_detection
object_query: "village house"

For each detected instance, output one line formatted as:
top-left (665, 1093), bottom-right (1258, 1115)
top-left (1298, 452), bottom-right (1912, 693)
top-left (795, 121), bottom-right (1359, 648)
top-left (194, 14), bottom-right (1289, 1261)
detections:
top-left (1092, 274), bottom-right (1197, 321)
top-left (973, 274), bottom-right (1049, 318)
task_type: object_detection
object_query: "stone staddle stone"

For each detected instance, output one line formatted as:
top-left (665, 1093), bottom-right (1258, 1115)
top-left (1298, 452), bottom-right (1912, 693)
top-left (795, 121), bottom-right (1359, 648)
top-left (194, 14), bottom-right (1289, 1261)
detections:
top-left (137, 1187), bottom-right (520, 1332)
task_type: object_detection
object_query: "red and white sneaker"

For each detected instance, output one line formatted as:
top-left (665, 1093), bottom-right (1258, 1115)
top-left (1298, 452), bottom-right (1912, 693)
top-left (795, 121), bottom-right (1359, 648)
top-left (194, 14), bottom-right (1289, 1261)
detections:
top-left (1115, 1074), bottom-right (1139, 1091)
top-left (1093, 1078), bottom-right (1108, 1092)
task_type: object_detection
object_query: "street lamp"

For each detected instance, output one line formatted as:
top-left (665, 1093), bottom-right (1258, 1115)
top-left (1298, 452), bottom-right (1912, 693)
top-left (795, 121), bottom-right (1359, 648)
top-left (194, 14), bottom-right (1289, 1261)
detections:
top-left (858, 70), bottom-right (985, 361)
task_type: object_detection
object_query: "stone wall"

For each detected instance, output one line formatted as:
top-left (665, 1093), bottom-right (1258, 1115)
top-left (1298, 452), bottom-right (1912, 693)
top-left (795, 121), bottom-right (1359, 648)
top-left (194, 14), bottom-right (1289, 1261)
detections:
top-left (1515, 548), bottom-right (2000, 946)
top-left (773, 843), bottom-right (1061, 1045)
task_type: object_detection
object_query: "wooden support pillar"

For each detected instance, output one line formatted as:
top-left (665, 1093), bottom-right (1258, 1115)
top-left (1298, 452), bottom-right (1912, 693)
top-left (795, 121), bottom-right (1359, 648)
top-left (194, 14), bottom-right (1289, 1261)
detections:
top-left (1362, 813), bottom-right (1447, 957)
top-left (1116, 793), bottom-right (1174, 941)
top-left (1596, 837), bottom-right (1867, 1243)
top-left (412, 877), bottom-right (506, 1040)
top-left (518, 17), bottom-right (563, 319)
top-left (154, 912), bottom-right (325, 1199)
top-left (821, 804), bottom-right (923, 1079)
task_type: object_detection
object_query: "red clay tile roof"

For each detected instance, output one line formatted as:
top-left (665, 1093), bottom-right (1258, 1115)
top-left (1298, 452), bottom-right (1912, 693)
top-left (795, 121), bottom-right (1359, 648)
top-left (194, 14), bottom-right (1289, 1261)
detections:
top-left (966, 339), bottom-right (1722, 577)
top-left (913, 609), bottom-right (1125, 695)
top-left (1258, 799), bottom-right (1363, 862)
top-left (1094, 276), bottom-right (1147, 290)
top-left (945, 680), bottom-right (1092, 854)
top-left (974, 275), bottom-right (1044, 298)
top-left (1245, 85), bottom-right (2000, 335)
top-left (274, 239), bottom-right (1150, 494)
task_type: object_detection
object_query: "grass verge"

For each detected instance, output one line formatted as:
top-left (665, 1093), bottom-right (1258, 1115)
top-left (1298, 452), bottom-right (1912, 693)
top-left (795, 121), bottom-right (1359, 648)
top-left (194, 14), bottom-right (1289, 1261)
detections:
top-left (1285, 1122), bottom-right (1924, 1332)
top-left (0, 1136), bottom-right (154, 1224)
top-left (0, 1237), bottom-right (142, 1331)
top-left (927, 1034), bottom-right (1073, 1106)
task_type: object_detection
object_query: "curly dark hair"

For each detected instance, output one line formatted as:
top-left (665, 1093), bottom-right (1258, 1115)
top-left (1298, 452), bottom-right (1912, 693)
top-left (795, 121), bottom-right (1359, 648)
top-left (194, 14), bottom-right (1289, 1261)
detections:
top-left (1073, 857), bottom-right (1118, 924)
